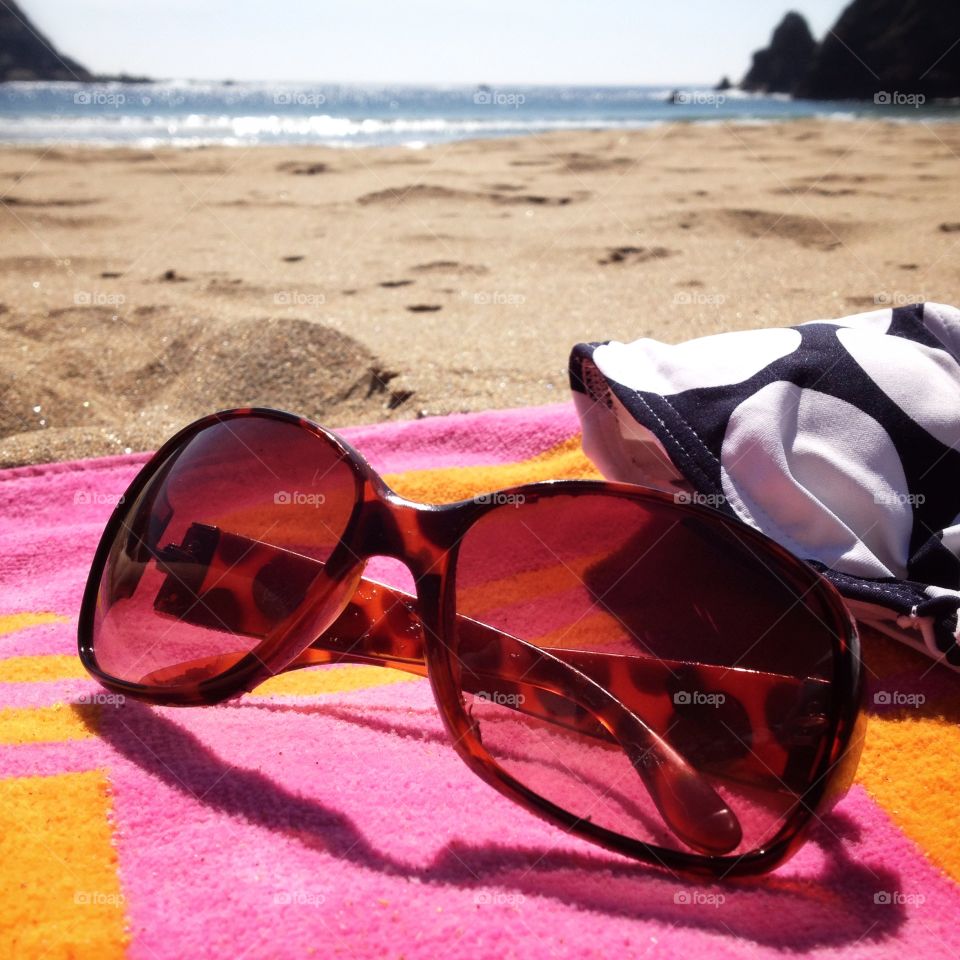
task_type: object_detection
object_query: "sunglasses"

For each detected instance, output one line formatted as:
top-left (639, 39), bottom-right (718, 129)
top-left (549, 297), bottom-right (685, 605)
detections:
top-left (78, 408), bottom-right (865, 878)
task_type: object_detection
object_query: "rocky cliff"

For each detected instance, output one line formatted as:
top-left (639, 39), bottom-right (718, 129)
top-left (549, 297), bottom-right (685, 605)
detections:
top-left (795, 0), bottom-right (960, 100)
top-left (742, 1), bottom-right (960, 101)
top-left (0, 0), bottom-right (92, 81)
top-left (741, 11), bottom-right (817, 94)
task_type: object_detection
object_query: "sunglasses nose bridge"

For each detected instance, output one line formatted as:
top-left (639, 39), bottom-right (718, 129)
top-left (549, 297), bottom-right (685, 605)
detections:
top-left (350, 494), bottom-right (457, 583)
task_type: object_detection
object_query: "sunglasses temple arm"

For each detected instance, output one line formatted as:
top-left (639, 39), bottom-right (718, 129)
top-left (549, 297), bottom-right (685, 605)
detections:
top-left (151, 527), bottom-right (742, 852)
top-left (289, 578), bottom-right (742, 855)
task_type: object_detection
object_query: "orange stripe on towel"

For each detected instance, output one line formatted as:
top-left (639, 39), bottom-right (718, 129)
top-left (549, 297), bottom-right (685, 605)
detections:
top-left (0, 771), bottom-right (127, 958)
top-left (857, 710), bottom-right (960, 883)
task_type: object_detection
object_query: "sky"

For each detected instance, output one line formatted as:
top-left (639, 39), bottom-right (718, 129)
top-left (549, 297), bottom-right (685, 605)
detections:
top-left (21, 0), bottom-right (848, 85)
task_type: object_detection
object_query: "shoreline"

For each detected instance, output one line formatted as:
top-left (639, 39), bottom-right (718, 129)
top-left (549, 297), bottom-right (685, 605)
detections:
top-left (2, 118), bottom-right (959, 467)
top-left (4, 110), bottom-right (960, 153)
top-left (4, 79), bottom-right (959, 152)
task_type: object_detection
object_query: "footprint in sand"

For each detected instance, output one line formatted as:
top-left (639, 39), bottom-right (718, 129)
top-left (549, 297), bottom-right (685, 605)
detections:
top-left (218, 198), bottom-right (297, 209)
top-left (387, 389), bottom-right (415, 410)
top-left (354, 371), bottom-right (414, 411)
top-left (159, 268), bottom-right (189, 282)
top-left (554, 153), bottom-right (634, 174)
top-left (497, 193), bottom-right (574, 206)
top-left (406, 304), bottom-right (442, 313)
top-left (716, 208), bottom-right (856, 251)
top-left (402, 232), bottom-right (458, 242)
top-left (357, 184), bottom-right (577, 207)
top-left (361, 367), bottom-right (399, 398)
top-left (141, 163), bottom-right (227, 176)
top-left (277, 161), bottom-right (329, 175)
top-left (804, 173), bottom-right (874, 184)
top-left (845, 295), bottom-right (881, 308)
top-left (412, 260), bottom-right (488, 276)
top-left (771, 185), bottom-right (858, 197)
top-left (0, 195), bottom-right (100, 208)
top-left (358, 185), bottom-right (469, 205)
top-left (598, 246), bottom-right (674, 266)
top-left (1, 208), bottom-right (106, 229)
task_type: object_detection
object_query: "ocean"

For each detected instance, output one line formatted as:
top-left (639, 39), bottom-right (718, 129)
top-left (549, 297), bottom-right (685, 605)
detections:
top-left (0, 80), bottom-right (954, 148)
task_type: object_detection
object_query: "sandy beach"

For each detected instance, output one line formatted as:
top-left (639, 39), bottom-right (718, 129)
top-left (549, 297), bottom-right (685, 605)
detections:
top-left (1, 117), bottom-right (958, 466)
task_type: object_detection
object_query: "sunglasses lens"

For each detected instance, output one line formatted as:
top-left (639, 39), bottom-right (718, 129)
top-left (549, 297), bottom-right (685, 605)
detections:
top-left (89, 415), bottom-right (359, 688)
top-left (453, 491), bottom-right (848, 858)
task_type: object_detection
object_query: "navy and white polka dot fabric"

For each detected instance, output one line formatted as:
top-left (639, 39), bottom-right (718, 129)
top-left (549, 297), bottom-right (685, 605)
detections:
top-left (570, 302), bottom-right (960, 669)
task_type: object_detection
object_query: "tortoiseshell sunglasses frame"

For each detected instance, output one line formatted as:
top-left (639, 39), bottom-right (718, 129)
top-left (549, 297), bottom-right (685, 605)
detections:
top-left (78, 407), bottom-right (864, 879)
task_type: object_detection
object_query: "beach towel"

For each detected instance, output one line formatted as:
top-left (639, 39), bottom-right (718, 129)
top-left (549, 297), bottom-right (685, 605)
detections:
top-left (572, 302), bottom-right (960, 672)
top-left (1, 403), bottom-right (959, 958)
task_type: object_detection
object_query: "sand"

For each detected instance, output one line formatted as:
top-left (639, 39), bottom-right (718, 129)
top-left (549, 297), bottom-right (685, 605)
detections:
top-left (1, 118), bottom-right (959, 467)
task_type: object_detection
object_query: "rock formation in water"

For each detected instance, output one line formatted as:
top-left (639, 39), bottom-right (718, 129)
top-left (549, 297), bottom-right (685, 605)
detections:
top-left (741, 11), bottom-right (816, 94)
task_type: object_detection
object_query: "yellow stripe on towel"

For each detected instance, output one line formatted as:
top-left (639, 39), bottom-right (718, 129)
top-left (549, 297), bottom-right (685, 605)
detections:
top-left (384, 435), bottom-right (600, 504)
top-left (0, 655), bottom-right (87, 684)
top-left (251, 665), bottom-right (421, 698)
top-left (857, 711), bottom-right (960, 883)
top-left (0, 704), bottom-right (98, 745)
top-left (0, 771), bottom-right (127, 958)
top-left (0, 612), bottom-right (68, 637)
